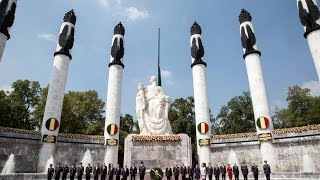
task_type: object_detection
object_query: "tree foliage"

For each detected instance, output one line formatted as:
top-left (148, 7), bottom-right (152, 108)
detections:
top-left (215, 91), bottom-right (255, 134)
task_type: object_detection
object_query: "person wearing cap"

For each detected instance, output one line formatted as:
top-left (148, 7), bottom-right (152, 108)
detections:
top-left (241, 162), bottom-right (248, 180)
top-left (130, 163), bottom-right (137, 180)
top-left (138, 162), bottom-right (146, 180)
top-left (47, 164), bottom-right (54, 180)
top-left (77, 162), bottom-right (84, 180)
top-left (263, 160), bottom-right (271, 180)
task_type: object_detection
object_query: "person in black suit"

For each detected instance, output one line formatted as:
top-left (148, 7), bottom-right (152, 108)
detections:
top-left (165, 164), bottom-right (172, 180)
top-left (77, 162), bottom-right (85, 180)
top-left (138, 162), bottom-right (146, 180)
top-left (213, 164), bottom-right (220, 180)
top-left (232, 164), bottom-right (239, 180)
top-left (62, 163), bottom-right (69, 180)
top-left (173, 163), bottom-right (180, 180)
top-left (122, 165), bottom-right (130, 180)
top-left (70, 163), bottom-right (77, 180)
top-left (130, 163), bottom-right (137, 180)
top-left (93, 163), bottom-right (101, 180)
top-left (115, 164), bottom-right (122, 180)
top-left (263, 160), bottom-right (271, 180)
top-left (251, 162), bottom-right (259, 180)
top-left (47, 164), bottom-right (54, 180)
top-left (55, 163), bottom-right (63, 180)
top-left (241, 162), bottom-right (248, 180)
top-left (180, 163), bottom-right (187, 180)
top-left (85, 163), bottom-right (93, 180)
top-left (100, 163), bottom-right (108, 180)
top-left (219, 163), bottom-right (226, 180)
top-left (186, 163), bottom-right (193, 180)
top-left (206, 163), bottom-right (213, 180)
top-left (108, 164), bottom-right (114, 180)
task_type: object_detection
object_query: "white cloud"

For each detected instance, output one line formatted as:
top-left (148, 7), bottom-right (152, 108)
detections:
top-left (99, 0), bottom-right (108, 7)
top-left (302, 80), bottom-right (320, 96)
top-left (0, 84), bottom-right (13, 93)
top-left (161, 69), bottom-right (174, 85)
top-left (122, 7), bottom-right (149, 21)
top-left (37, 33), bottom-right (56, 43)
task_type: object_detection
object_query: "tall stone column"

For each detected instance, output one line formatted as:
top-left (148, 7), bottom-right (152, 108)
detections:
top-left (297, 0), bottom-right (320, 81)
top-left (239, 9), bottom-right (275, 168)
top-left (41, 10), bottom-right (76, 142)
top-left (104, 22), bottom-right (125, 166)
top-left (190, 22), bottom-right (212, 165)
top-left (0, 0), bottom-right (17, 62)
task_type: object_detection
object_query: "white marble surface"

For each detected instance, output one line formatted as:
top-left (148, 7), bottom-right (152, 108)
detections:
top-left (307, 30), bottom-right (320, 81)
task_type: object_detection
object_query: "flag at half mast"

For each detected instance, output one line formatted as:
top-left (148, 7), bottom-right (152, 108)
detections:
top-left (157, 28), bottom-right (162, 87)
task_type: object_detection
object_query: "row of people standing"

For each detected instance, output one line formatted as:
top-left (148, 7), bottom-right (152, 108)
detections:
top-left (47, 161), bottom-right (147, 180)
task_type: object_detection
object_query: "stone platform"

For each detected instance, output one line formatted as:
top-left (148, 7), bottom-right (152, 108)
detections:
top-left (123, 134), bottom-right (192, 169)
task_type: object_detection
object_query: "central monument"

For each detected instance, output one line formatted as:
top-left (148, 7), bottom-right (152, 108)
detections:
top-left (136, 76), bottom-right (173, 135)
top-left (124, 76), bottom-right (191, 169)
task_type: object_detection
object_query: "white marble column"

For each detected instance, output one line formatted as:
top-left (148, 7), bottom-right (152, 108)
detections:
top-left (190, 22), bottom-right (212, 165)
top-left (239, 9), bottom-right (275, 169)
top-left (104, 23), bottom-right (125, 166)
top-left (0, 0), bottom-right (17, 62)
top-left (297, 0), bottom-right (320, 81)
top-left (41, 10), bottom-right (76, 141)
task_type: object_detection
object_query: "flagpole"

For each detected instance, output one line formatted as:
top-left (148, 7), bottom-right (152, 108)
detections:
top-left (157, 28), bottom-right (162, 86)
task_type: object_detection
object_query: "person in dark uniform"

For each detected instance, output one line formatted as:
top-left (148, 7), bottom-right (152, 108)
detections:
top-left (93, 163), bottom-right (101, 180)
top-left (70, 163), bottom-right (77, 180)
top-left (55, 163), bottom-right (63, 180)
top-left (206, 163), bottom-right (213, 180)
top-left (138, 162), bottom-right (146, 180)
top-left (130, 163), bottom-right (137, 180)
top-left (213, 164), bottom-right (220, 180)
top-left (251, 162), bottom-right (258, 180)
top-left (77, 162), bottom-right (85, 180)
top-left (115, 164), bottom-right (122, 180)
top-left (263, 160), bottom-right (271, 180)
top-left (100, 163), bottom-right (108, 180)
top-left (240, 162), bottom-right (248, 180)
top-left (85, 163), bottom-right (93, 180)
top-left (62, 163), bottom-right (69, 180)
top-left (180, 163), bottom-right (187, 180)
top-left (108, 164), bottom-right (115, 180)
top-left (173, 163), bottom-right (180, 180)
top-left (186, 163), bottom-right (193, 180)
top-left (48, 164), bottom-right (54, 180)
top-left (165, 164), bottom-right (172, 180)
top-left (122, 165), bottom-right (130, 180)
top-left (220, 163), bottom-right (226, 180)
top-left (232, 163), bottom-right (239, 180)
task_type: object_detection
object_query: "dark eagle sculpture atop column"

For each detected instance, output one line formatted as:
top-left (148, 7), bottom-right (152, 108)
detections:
top-left (54, 10), bottom-right (76, 60)
top-left (190, 21), bottom-right (206, 68)
top-left (298, 0), bottom-right (320, 37)
top-left (239, 9), bottom-right (261, 59)
top-left (109, 22), bottom-right (125, 68)
top-left (0, 0), bottom-right (16, 39)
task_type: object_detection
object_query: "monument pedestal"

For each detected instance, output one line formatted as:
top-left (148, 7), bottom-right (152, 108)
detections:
top-left (124, 134), bottom-right (192, 169)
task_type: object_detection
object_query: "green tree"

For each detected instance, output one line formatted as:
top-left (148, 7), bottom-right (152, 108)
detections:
top-left (0, 90), bottom-right (12, 127)
top-left (215, 91), bottom-right (255, 134)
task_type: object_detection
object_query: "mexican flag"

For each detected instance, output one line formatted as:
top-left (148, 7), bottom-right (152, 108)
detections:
top-left (45, 118), bottom-right (59, 131)
top-left (107, 124), bottom-right (118, 135)
top-left (197, 122), bottom-right (209, 134)
top-left (256, 116), bottom-right (269, 129)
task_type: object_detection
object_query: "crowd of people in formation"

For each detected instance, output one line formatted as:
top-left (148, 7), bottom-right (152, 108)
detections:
top-left (47, 160), bottom-right (271, 180)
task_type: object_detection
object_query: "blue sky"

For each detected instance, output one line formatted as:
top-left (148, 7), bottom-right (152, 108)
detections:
top-left (0, 0), bottom-right (319, 117)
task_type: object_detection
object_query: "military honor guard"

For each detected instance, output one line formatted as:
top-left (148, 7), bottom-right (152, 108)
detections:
top-left (100, 163), bottom-right (108, 180)
top-left (138, 162), bottom-right (146, 180)
top-left (93, 163), bottom-right (101, 180)
top-left (263, 160), bottom-right (271, 180)
top-left (232, 164), bottom-right (239, 180)
top-left (122, 165), bottom-right (130, 180)
top-left (206, 163), bottom-right (213, 180)
top-left (213, 164), bottom-right (220, 180)
top-left (241, 162), bottom-right (248, 180)
top-left (130, 163), bottom-right (137, 180)
top-left (55, 163), bottom-right (63, 180)
top-left (165, 164), bottom-right (172, 180)
top-left (173, 163), bottom-right (180, 180)
top-left (70, 163), bottom-right (77, 180)
top-left (77, 162), bottom-right (85, 180)
top-left (220, 163), bottom-right (226, 180)
top-left (108, 164), bottom-right (115, 180)
top-left (251, 163), bottom-right (259, 180)
top-left (47, 164), bottom-right (54, 180)
top-left (85, 163), bottom-right (93, 180)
